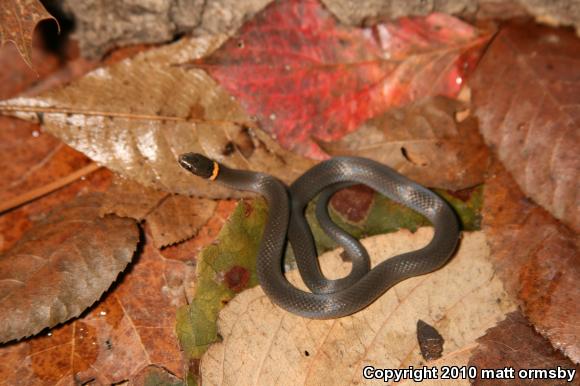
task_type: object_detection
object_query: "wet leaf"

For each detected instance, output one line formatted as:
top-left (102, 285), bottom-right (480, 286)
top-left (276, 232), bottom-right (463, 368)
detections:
top-left (194, 0), bottom-right (490, 158)
top-left (200, 230), bottom-right (516, 385)
top-left (483, 160), bottom-right (580, 363)
top-left (324, 97), bottom-right (489, 190)
top-left (0, 232), bottom-right (192, 384)
top-left (468, 311), bottom-right (579, 385)
top-left (176, 199), bottom-right (267, 361)
top-left (471, 22), bottom-right (580, 233)
top-left (0, 35), bottom-right (315, 198)
top-left (0, 0), bottom-right (57, 68)
top-left (0, 193), bottom-right (138, 343)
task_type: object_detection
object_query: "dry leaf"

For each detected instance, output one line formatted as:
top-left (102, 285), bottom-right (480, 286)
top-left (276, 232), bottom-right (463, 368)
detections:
top-left (0, 193), bottom-right (138, 343)
top-left (0, 231), bottom-right (193, 384)
top-left (0, 0), bottom-right (57, 67)
top-left (324, 97), bottom-right (489, 190)
top-left (471, 22), bottom-right (580, 232)
top-left (200, 230), bottom-right (516, 385)
top-left (147, 195), bottom-right (217, 248)
top-left (468, 311), bottom-right (579, 385)
top-left (0, 35), bottom-right (315, 197)
top-left (100, 176), bottom-right (168, 221)
top-left (483, 160), bottom-right (580, 363)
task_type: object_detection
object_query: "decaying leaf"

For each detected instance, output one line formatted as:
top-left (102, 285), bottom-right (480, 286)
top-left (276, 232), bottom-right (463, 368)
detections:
top-left (0, 35), bottom-right (315, 198)
top-left (471, 22), bottom-right (580, 232)
top-left (200, 230), bottom-right (516, 385)
top-left (324, 97), bottom-right (489, 190)
top-left (468, 311), bottom-right (579, 385)
top-left (0, 193), bottom-right (138, 343)
top-left (101, 176), bottom-right (218, 248)
top-left (0, 0), bottom-right (56, 67)
top-left (0, 231), bottom-right (193, 384)
top-left (483, 160), bottom-right (580, 363)
top-left (194, 0), bottom-right (490, 158)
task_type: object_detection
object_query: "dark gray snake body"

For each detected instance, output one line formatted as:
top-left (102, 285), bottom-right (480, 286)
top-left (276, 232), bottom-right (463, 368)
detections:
top-left (179, 154), bottom-right (460, 319)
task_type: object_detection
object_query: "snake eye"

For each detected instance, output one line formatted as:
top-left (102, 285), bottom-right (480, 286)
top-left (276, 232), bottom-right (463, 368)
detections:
top-left (178, 153), bottom-right (215, 179)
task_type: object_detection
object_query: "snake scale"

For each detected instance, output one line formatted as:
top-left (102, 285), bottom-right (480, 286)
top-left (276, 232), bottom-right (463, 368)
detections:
top-left (179, 153), bottom-right (460, 319)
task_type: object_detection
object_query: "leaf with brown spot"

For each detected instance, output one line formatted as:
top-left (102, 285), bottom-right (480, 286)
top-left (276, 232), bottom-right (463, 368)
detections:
top-left (471, 22), bottom-right (580, 232)
top-left (483, 159), bottom-right (580, 363)
top-left (0, 35), bottom-right (315, 198)
top-left (468, 311), bottom-right (579, 385)
top-left (0, 193), bottom-right (138, 343)
top-left (0, 231), bottom-right (192, 384)
top-left (324, 96), bottom-right (489, 190)
top-left (0, 0), bottom-right (57, 68)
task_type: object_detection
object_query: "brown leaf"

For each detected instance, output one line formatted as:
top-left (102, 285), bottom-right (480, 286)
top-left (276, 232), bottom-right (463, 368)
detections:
top-left (100, 176), bottom-right (168, 221)
top-left (0, 193), bottom-right (139, 343)
top-left (0, 0), bottom-right (57, 68)
top-left (324, 97), bottom-right (489, 190)
top-left (0, 231), bottom-right (192, 384)
top-left (0, 35), bottom-right (315, 198)
top-left (147, 195), bottom-right (217, 248)
top-left (483, 160), bottom-right (580, 363)
top-left (468, 311), bottom-right (579, 385)
top-left (471, 22), bottom-right (580, 232)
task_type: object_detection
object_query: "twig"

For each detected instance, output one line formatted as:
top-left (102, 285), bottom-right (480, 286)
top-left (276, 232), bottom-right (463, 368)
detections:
top-left (0, 162), bottom-right (102, 214)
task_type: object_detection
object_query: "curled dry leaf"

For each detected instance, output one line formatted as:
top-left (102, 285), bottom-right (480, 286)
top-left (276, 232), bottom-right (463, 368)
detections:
top-left (0, 35), bottom-right (314, 198)
top-left (324, 97), bottom-right (489, 190)
top-left (483, 160), bottom-right (580, 363)
top-left (471, 22), bottom-right (580, 232)
top-left (194, 0), bottom-right (490, 159)
top-left (200, 230), bottom-right (516, 385)
top-left (0, 231), bottom-right (193, 384)
top-left (0, 0), bottom-right (56, 68)
top-left (0, 193), bottom-right (138, 343)
top-left (468, 311), bottom-right (579, 385)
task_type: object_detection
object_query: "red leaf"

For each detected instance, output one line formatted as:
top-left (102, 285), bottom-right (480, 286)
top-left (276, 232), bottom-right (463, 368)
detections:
top-left (194, 0), bottom-right (490, 158)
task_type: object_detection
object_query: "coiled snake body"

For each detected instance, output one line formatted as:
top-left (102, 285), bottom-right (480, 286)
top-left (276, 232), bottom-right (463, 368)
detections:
top-left (179, 154), bottom-right (460, 319)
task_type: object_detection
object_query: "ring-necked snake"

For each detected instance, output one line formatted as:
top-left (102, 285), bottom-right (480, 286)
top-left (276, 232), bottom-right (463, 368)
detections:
top-left (178, 153), bottom-right (460, 319)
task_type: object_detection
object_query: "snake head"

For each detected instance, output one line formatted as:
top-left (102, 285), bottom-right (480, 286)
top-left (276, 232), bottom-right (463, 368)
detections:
top-left (178, 153), bottom-right (216, 179)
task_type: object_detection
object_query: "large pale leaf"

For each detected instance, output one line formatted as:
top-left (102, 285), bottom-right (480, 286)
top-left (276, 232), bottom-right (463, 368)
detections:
top-left (0, 193), bottom-right (138, 343)
top-left (0, 35), bottom-right (315, 198)
top-left (194, 0), bottom-right (490, 158)
top-left (200, 230), bottom-right (516, 385)
top-left (471, 22), bottom-right (579, 232)
top-left (483, 160), bottom-right (580, 363)
top-left (324, 97), bottom-right (489, 190)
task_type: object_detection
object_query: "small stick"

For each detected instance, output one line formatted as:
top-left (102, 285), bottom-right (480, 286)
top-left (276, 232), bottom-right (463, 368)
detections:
top-left (0, 162), bottom-right (102, 214)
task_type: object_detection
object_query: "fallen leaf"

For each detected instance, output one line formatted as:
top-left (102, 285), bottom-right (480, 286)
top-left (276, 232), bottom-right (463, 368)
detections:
top-left (176, 200), bottom-right (267, 361)
top-left (468, 311), bottom-right (579, 385)
top-left (483, 160), bottom-right (580, 363)
top-left (0, 0), bottom-right (57, 67)
top-left (0, 231), bottom-right (192, 384)
top-left (101, 177), bottom-right (218, 248)
top-left (200, 230), bottom-right (516, 385)
top-left (194, 0), bottom-right (490, 158)
top-left (324, 97), bottom-right (489, 190)
top-left (471, 21), bottom-right (580, 233)
top-left (0, 117), bottom-right (93, 209)
top-left (146, 195), bottom-right (217, 248)
top-left (0, 193), bottom-right (138, 343)
top-left (130, 365), bottom-right (184, 386)
top-left (0, 35), bottom-right (315, 197)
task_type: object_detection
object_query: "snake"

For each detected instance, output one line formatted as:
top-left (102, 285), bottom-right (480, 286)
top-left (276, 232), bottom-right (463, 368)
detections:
top-left (178, 153), bottom-right (460, 319)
